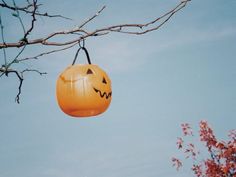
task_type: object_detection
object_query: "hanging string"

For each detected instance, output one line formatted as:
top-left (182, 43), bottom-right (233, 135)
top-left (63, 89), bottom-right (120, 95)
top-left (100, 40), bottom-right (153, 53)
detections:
top-left (72, 38), bottom-right (91, 65)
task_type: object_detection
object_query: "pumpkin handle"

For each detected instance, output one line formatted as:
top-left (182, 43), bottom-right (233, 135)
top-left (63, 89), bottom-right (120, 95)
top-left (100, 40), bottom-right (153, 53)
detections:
top-left (72, 46), bottom-right (92, 65)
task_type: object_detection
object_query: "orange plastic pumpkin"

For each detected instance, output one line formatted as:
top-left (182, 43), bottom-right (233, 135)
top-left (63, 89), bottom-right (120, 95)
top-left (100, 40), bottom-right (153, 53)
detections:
top-left (56, 45), bottom-right (112, 117)
top-left (56, 64), bottom-right (112, 117)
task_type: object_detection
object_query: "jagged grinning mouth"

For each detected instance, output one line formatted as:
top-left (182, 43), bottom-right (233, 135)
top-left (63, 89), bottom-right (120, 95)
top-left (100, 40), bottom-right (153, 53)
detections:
top-left (93, 87), bottom-right (112, 99)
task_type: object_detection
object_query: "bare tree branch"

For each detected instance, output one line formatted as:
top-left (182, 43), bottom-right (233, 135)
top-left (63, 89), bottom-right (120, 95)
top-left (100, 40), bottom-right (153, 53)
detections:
top-left (1, 0), bottom-right (33, 11)
top-left (0, 0), bottom-right (71, 20)
top-left (0, 12), bottom-right (7, 65)
top-left (0, 0), bottom-right (190, 49)
top-left (10, 45), bottom-right (26, 65)
top-left (78, 5), bottom-right (106, 29)
top-left (12, 0), bottom-right (26, 35)
top-left (0, 66), bottom-right (46, 103)
top-left (18, 43), bottom-right (78, 62)
top-left (23, 0), bottom-right (37, 40)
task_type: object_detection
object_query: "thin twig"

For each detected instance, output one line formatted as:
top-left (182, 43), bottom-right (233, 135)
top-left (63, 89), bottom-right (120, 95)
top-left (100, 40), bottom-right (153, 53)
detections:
top-left (0, 67), bottom-right (23, 103)
top-left (78, 5), bottom-right (106, 29)
top-left (96, 0), bottom-right (189, 35)
top-left (0, 66), bottom-right (46, 103)
top-left (10, 45), bottom-right (26, 64)
top-left (2, 0), bottom-right (33, 10)
top-left (18, 42), bottom-right (78, 62)
top-left (23, 0), bottom-right (37, 40)
top-left (12, 0), bottom-right (26, 35)
top-left (0, 11), bottom-right (7, 66)
top-left (21, 69), bottom-right (47, 75)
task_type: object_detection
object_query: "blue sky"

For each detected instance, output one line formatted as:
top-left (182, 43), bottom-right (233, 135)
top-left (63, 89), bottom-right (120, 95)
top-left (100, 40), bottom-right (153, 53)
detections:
top-left (0, 0), bottom-right (236, 177)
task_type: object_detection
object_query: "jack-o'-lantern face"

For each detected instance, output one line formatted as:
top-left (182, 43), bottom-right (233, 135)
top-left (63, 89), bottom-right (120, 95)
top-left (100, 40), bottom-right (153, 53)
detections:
top-left (56, 64), bottom-right (112, 117)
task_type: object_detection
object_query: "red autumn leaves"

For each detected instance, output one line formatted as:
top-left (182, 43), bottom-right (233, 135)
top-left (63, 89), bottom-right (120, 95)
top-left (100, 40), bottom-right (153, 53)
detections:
top-left (172, 121), bottom-right (236, 177)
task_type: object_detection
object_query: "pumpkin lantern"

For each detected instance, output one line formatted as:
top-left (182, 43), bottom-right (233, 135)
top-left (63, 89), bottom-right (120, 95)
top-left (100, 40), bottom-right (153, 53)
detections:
top-left (56, 45), bottom-right (112, 117)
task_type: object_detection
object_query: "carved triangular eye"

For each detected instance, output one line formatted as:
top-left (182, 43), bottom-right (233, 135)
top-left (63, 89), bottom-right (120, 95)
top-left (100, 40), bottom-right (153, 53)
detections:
top-left (86, 69), bottom-right (93, 74)
top-left (102, 77), bottom-right (107, 84)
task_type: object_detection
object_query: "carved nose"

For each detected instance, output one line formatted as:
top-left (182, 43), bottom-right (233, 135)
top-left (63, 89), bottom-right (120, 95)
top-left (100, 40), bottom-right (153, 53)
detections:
top-left (102, 77), bottom-right (107, 84)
